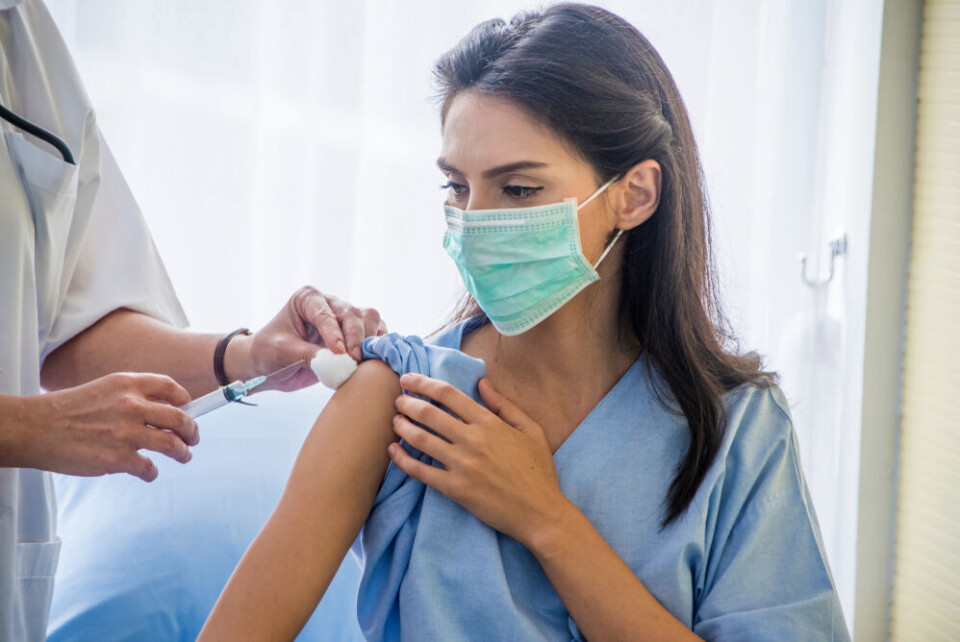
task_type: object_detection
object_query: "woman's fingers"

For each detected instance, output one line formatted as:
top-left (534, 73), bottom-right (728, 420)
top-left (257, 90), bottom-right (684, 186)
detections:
top-left (478, 378), bottom-right (537, 433)
top-left (392, 414), bottom-right (456, 464)
top-left (399, 374), bottom-right (484, 423)
top-left (388, 442), bottom-right (448, 491)
top-left (395, 393), bottom-right (468, 442)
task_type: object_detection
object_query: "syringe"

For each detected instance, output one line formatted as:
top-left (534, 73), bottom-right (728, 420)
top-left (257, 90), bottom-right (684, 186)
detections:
top-left (182, 375), bottom-right (266, 419)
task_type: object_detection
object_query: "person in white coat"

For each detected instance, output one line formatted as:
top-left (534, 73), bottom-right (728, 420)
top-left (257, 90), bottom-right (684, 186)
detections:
top-left (0, 1), bottom-right (384, 639)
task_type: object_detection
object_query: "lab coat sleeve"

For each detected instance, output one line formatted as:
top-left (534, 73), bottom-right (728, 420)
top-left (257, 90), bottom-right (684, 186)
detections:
top-left (41, 122), bottom-right (188, 363)
top-left (692, 387), bottom-right (850, 641)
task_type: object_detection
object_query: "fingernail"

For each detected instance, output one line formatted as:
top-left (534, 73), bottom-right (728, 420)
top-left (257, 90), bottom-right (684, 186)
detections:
top-left (336, 341), bottom-right (346, 354)
top-left (395, 395), bottom-right (403, 407)
top-left (399, 374), bottom-right (412, 387)
top-left (388, 443), bottom-right (397, 456)
top-left (392, 414), bottom-right (400, 424)
top-left (185, 449), bottom-right (193, 462)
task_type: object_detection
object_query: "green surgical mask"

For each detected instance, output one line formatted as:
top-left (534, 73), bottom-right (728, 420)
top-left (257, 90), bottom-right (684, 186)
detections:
top-left (443, 177), bottom-right (622, 335)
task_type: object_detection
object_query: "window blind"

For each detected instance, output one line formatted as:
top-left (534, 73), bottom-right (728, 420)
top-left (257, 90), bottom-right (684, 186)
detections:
top-left (890, 0), bottom-right (960, 639)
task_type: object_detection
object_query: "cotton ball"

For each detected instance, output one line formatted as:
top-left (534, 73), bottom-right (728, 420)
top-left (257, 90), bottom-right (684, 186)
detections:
top-left (310, 348), bottom-right (358, 389)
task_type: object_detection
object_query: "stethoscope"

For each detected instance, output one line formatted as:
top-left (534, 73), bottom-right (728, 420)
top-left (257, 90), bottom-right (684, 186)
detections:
top-left (0, 101), bottom-right (75, 164)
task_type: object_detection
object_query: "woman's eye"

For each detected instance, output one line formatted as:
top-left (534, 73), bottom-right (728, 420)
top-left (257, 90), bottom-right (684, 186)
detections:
top-left (503, 185), bottom-right (544, 199)
top-left (440, 180), bottom-right (468, 197)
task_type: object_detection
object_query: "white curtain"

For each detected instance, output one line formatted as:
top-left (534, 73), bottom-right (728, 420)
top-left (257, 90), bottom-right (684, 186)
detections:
top-left (46, 0), bottom-right (886, 630)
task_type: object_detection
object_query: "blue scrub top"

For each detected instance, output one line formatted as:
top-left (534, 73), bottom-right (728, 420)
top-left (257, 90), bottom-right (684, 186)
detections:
top-left (355, 318), bottom-right (849, 641)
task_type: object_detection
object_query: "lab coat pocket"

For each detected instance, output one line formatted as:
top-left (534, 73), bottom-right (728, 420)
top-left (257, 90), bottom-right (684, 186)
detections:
top-left (5, 131), bottom-right (79, 197)
top-left (15, 539), bottom-right (62, 642)
top-left (5, 132), bottom-right (80, 340)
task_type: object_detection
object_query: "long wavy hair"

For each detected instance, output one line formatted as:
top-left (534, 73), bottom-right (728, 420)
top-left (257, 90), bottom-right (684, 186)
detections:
top-left (433, 3), bottom-right (775, 527)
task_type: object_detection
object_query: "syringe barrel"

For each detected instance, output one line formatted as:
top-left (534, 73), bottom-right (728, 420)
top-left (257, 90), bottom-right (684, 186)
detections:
top-left (182, 388), bottom-right (231, 419)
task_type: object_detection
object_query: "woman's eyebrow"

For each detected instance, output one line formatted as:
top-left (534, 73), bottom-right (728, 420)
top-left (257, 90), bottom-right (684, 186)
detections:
top-left (436, 158), bottom-right (549, 179)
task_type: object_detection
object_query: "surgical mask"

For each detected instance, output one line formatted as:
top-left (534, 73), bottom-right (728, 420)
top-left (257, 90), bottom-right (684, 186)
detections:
top-left (443, 177), bottom-right (623, 336)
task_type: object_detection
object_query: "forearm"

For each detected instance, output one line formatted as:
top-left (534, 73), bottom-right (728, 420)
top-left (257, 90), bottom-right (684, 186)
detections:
top-left (40, 309), bottom-right (247, 398)
top-left (528, 499), bottom-right (701, 642)
top-left (0, 395), bottom-right (30, 467)
top-left (203, 458), bottom-right (376, 640)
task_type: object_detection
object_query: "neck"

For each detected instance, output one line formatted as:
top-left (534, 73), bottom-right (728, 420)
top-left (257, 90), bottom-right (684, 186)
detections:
top-left (478, 259), bottom-right (640, 389)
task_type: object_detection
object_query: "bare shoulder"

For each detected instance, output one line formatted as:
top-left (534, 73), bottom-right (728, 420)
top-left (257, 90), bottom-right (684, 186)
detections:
top-left (324, 359), bottom-right (402, 423)
top-left (338, 359), bottom-right (402, 399)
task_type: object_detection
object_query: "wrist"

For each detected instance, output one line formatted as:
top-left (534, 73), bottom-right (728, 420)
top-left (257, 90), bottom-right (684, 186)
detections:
top-left (223, 332), bottom-right (256, 382)
top-left (522, 493), bottom-right (582, 559)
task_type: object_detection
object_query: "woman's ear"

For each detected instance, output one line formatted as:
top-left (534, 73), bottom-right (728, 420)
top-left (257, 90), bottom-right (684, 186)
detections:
top-left (614, 159), bottom-right (661, 230)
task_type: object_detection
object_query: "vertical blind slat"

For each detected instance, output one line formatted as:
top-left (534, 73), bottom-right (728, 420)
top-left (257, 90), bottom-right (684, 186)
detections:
top-left (890, 0), bottom-right (960, 639)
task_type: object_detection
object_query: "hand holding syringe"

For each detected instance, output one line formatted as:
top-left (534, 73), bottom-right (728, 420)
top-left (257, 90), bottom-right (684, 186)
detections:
top-left (182, 349), bottom-right (360, 419)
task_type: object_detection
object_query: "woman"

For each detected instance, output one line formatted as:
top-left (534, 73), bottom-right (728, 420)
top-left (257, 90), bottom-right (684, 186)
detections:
top-left (200, 4), bottom-right (848, 640)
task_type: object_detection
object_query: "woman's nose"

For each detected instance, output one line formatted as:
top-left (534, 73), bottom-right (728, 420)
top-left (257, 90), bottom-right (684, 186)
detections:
top-left (466, 194), bottom-right (496, 211)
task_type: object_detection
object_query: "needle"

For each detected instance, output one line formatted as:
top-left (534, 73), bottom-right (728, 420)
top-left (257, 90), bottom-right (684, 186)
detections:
top-left (256, 361), bottom-right (305, 389)
top-left (181, 361), bottom-right (305, 419)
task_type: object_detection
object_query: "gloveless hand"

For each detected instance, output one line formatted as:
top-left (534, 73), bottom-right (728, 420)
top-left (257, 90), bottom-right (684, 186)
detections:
top-left (388, 373), bottom-right (569, 547)
top-left (17, 372), bottom-right (198, 482)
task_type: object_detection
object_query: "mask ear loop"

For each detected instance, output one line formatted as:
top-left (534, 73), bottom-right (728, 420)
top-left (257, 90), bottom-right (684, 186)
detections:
top-left (593, 228), bottom-right (625, 269)
top-left (578, 175), bottom-right (620, 210)
top-left (577, 175), bottom-right (624, 269)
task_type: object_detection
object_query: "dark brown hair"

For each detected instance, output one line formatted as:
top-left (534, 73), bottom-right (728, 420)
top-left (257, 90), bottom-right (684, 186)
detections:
top-left (434, 3), bottom-right (774, 527)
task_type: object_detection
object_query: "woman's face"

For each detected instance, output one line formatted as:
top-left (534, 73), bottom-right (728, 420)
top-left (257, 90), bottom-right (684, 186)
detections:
top-left (438, 90), bottom-right (619, 265)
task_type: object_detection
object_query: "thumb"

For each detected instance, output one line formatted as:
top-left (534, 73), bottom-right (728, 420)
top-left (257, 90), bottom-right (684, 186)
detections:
top-left (478, 378), bottom-right (540, 435)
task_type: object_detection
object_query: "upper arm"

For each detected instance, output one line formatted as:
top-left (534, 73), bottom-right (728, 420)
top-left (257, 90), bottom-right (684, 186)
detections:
top-left (44, 131), bottom-right (186, 370)
top-left (199, 359), bottom-right (401, 641)
top-left (40, 308), bottom-right (132, 390)
top-left (283, 358), bottom-right (401, 523)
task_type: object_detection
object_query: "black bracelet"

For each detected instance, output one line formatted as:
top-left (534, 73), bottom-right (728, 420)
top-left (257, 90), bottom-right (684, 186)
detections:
top-left (214, 328), bottom-right (251, 386)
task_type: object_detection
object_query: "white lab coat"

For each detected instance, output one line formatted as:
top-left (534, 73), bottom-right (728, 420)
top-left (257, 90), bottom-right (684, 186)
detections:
top-left (0, 1), bottom-right (187, 639)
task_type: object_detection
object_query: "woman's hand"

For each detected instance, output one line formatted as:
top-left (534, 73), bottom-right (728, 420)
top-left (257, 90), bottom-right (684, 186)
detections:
top-left (389, 373), bottom-right (568, 547)
top-left (390, 373), bottom-right (701, 642)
